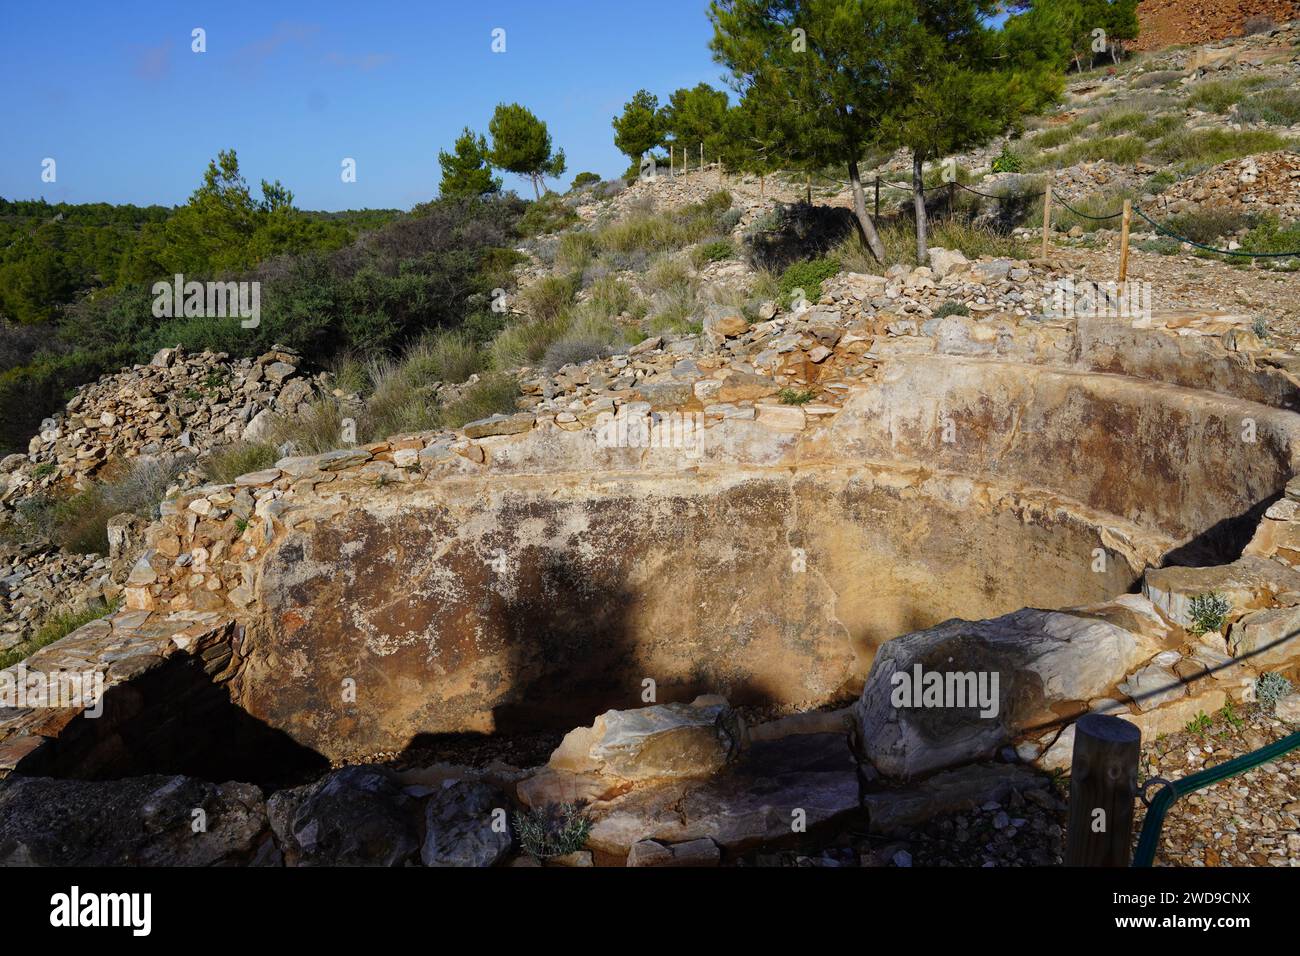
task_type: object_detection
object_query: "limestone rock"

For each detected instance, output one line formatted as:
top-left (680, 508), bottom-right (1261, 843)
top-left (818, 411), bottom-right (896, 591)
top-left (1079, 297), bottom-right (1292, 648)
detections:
top-left (547, 696), bottom-right (735, 782)
top-left (420, 781), bottom-right (512, 868)
top-left (853, 608), bottom-right (1150, 778)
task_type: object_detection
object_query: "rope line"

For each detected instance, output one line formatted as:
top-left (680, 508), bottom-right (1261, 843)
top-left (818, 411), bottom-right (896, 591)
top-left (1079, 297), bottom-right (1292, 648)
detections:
top-left (1052, 195), bottom-right (1124, 221)
top-left (765, 168), bottom-right (1300, 259)
top-left (1132, 207), bottom-right (1300, 259)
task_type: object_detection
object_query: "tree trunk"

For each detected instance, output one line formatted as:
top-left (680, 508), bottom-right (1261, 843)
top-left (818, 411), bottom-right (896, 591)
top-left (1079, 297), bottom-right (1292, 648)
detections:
top-left (912, 152), bottom-right (928, 266)
top-left (531, 175), bottom-right (541, 200)
top-left (847, 160), bottom-right (886, 262)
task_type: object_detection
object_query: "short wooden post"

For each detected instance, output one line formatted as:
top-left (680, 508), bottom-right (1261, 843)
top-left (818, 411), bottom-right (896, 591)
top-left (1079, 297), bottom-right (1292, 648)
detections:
top-left (1118, 198), bottom-right (1133, 283)
top-left (806, 171), bottom-right (812, 204)
top-left (1041, 181), bottom-right (1054, 260)
top-left (699, 143), bottom-right (704, 173)
top-left (760, 173), bottom-right (765, 199)
top-left (669, 145), bottom-right (674, 178)
top-left (1064, 713), bottom-right (1141, 867)
top-left (874, 176), bottom-right (880, 220)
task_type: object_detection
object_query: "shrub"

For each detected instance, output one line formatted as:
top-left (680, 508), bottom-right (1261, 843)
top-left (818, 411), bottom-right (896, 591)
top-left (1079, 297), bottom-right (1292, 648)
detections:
top-left (542, 333), bottom-right (613, 372)
top-left (490, 314), bottom-right (570, 370)
top-left (778, 257), bottom-right (840, 308)
top-left (582, 275), bottom-right (643, 319)
top-left (778, 388), bottom-right (816, 405)
top-left (1255, 672), bottom-right (1293, 712)
top-left (512, 802), bottom-right (593, 859)
top-left (990, 145), bottom-right (1024, 173)
top-left (12, 454), bottom-right (191, 554)
top-left (269, 399), bottom-right (353, 455)
top-left (933, 302), bottom-right (971, 318)
top-left (1164, 208), bottom-right (1255, 244)
top-left (1188, 78), bottom-right (1258, 113)
top-left (1188, 592), bottom-right (1231, 636)
top-left (1152, 129), bottom-right (1291, 170)
top-left (518, 193), bottom-right (579, 237)
top-left (570, 172), bottom-right (601, 190)
top-left (438, 372), bottom-right (520, 427)
top-left (1237, 89), bottom-right (1300, 126)
top-left (555, 232), bottom-right (596, 273)
top-left (1239, 218), bottom-right (1300, 266)
top-left (691, 238), bottom-right (735, 267)
top-left (521, 274), bottom-right (578, 323)
top-left (400, 328), bottom-right (485, 385)
top-left (204, 441), bottom-right (279, 484)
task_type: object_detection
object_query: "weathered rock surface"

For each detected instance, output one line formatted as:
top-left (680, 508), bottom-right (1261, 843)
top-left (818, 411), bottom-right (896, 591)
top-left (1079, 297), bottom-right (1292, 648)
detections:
top-left (853, 607), bottom-right (1163, 779)
top-left (267, 766), bottom-right (418, 867)
top-left (0, 775), bottom-right (269, 866)
top-left (420, 781), bottom-right (513, 868)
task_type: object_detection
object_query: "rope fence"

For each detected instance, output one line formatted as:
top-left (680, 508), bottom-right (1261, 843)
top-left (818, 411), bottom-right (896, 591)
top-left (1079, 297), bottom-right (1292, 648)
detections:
top-left (789, 168), bottom-right (1300, 261)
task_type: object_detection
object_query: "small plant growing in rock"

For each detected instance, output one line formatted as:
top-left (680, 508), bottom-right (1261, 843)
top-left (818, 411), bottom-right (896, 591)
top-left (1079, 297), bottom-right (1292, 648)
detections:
top-left (1184, 711), bottom-right (1212, 735)
top-left (1252, 316), bottom-right (1271, 341)
top-left (512, 801), bottom-right (593, 859)
top-left (778, 388), bottom-right (816, 406)
top-left (32, 462), bottom-right (56, 478)
top-left (1218, 699), bottom-right (1244, 731)
top-left (1255, 672), bottom-right (1293, 713)
top-left (990, 145), bottom-right (1023, 174)
top-left (1187, 592), bottom-right (1230, 636)
top-left (933, 301), bottom-right (971, 318)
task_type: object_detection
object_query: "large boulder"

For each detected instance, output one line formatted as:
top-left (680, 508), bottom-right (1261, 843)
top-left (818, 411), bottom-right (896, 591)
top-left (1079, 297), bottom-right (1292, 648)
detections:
top-left (0, 775), bottom-right (270, 866)
top-left (853, 608), bottom-right (1152, 778)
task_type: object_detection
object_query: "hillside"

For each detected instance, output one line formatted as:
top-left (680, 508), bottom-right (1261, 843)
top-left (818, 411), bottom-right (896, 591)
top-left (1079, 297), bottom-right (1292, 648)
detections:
top-left (1135, 0), bottom-right (1300, 49)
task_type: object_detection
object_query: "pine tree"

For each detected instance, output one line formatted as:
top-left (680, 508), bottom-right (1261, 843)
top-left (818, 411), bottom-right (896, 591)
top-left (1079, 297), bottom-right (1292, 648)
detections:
top-left (882, 1), bottom-right (1067, 262)
top-left (438, 127), bottom-right (501, 199)
top-left (709, 0), bottom-right (921, 261)
top-left (487, 104), bottom-right (565, 199)
top-left (612, 90), bottom-right (664, 174)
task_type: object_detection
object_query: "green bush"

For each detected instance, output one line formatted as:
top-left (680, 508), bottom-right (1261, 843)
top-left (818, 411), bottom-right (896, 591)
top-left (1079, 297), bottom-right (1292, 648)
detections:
top-left (1188, 592), bottom-right (1231, 636)
top-left (933, 302), bottom-right (971, 318)
top-left (691, 238), bottom-right (735, 267)
top-left (512, 802), bottom-right (593, 859)
top-left (1239, 218), bottom-right (1300, 262)
top-left (570, 172), bottom-right (601, 190)
top-left (778, 388), bottom-right (816, 405)
top-left (1164, 208), bottom-right (1255, 244)
top-left (1152, 129), bottom-right (1292, 170)
top-left (778, 257), bottom-right (840, 307)
top-left (990, 145), bottom-right (1024, 173)
top-left (521, 274), bottom-right (578, 324)
top-left (1255, 672), bottom-right (1293, 712)
top-left (1236, 89), bottom-right (1300, 126)
top-left (518, 193), bottom-right (579, 237)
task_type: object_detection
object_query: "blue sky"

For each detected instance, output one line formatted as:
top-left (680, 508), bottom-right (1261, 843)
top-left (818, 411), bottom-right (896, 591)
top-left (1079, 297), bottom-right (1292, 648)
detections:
top-left (0, 1), bottom-right (728, 211)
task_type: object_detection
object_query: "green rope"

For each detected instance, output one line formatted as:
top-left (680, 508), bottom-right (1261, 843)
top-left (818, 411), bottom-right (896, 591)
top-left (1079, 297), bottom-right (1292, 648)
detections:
top-left (1054, 195), bottom-right (1124, 221)
top-left (1132, 729), bottom-right (1300, 866)
top-left (1132, 206), bottom-right (1300, 259)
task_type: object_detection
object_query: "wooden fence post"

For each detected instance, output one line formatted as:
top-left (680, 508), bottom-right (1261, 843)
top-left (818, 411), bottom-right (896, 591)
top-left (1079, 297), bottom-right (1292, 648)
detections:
top-left (874, 176), bottom-right (880, 220)
top-left (1064, 713), bottom-right (1141, 867)
top-left (1041, 180), bottom-right (1054, 260)
top-left (699, 143), bottom-right (704, 174)
top-left (806, 171), bottom-right (812, 204)
top-left (669, 145), bottom-right (674, 178)
top-left (1118, 199), bottom-right (1133, 283)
